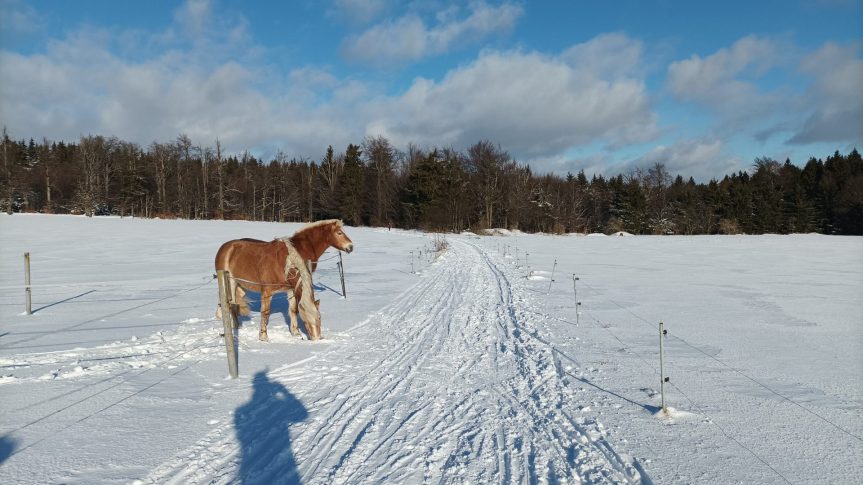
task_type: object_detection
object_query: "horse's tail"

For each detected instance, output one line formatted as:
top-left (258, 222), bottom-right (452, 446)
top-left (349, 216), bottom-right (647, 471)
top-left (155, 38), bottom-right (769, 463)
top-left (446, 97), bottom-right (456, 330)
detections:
top-left (234, 284), bottom-right (251, 316)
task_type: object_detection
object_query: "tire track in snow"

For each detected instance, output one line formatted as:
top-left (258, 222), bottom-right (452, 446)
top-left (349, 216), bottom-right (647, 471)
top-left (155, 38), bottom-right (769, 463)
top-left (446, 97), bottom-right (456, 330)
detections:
top-left (147, 239), bottom-right (644, 484)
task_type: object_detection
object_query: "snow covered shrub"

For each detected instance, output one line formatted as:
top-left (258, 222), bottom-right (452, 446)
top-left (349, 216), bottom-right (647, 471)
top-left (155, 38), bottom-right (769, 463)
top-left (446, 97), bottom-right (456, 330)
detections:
top-left (433, 235), bottom-right (449, 252)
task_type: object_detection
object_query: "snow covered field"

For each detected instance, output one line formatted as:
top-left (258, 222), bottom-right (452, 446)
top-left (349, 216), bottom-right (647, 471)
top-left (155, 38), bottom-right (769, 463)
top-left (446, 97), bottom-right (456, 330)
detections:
top-left (1, 214), bottom-right (861, 484)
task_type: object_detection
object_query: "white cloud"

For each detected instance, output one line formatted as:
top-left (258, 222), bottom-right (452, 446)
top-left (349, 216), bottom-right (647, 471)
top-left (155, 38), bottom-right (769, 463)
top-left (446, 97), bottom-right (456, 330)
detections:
top-left (0, 0), bottom-right (41, 36)
top-left (666, 36), bottom-right (783, 122)
top-left (664, 35), bottom-right (862, 149)
top-left (528, 139), bottom-right (745, 182)
top-left (0, 10), bottom-right (658, 163)
top-left (788, 41), bottom-right (863, 144)
top-left (174, 0), bottom-right (212, 37)
top-left (365, 47), bottom-right (658, 157)
top-left (623, 139), bottom-right (743, 181)
top-left (341, 1), bottom-right (523, 64)
top-left (561, 32), bottom-right (644, 79)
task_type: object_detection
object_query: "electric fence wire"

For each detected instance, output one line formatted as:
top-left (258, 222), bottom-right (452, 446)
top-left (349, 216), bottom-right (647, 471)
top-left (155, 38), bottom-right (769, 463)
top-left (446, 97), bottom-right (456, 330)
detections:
top-left (577, 280), bottom-right (861, 443)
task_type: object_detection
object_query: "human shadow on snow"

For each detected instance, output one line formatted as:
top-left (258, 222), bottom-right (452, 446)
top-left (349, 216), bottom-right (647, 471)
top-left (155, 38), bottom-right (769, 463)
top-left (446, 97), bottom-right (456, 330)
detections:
top-left (235, 370), bottom-right (308, 484)
top-left (0, 434), bottom-right (17, 465)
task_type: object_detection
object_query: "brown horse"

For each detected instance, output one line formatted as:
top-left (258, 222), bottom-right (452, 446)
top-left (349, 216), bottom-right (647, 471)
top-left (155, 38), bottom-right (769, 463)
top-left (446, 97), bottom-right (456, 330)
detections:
top-left (215, 219), bottom-right (354, 341)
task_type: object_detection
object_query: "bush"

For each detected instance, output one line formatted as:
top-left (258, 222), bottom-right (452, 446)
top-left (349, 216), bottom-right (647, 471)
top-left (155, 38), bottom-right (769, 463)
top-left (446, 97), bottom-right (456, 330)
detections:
top-left (718, 218), bottom-right (741, 234)
top-left (433, 235), bottom-right (449, 252)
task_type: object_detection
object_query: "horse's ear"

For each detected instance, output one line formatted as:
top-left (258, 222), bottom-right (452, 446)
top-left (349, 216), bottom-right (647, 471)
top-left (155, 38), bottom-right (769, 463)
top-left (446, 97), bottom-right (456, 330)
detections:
top-left (314, 299), bottom-right (320, 309)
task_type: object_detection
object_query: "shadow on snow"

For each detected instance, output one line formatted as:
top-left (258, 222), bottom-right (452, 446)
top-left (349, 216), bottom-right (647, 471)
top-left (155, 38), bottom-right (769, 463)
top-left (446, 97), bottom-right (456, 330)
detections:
top-left (0, 434), bottom-right (17, 466)
top-left (235, 370), bottom-right (308, 484)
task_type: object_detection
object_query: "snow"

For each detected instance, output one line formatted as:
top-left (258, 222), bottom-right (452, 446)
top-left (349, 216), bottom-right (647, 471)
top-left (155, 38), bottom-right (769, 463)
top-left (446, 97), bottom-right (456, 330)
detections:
top-left (1, 214), bottom-right (862, 484)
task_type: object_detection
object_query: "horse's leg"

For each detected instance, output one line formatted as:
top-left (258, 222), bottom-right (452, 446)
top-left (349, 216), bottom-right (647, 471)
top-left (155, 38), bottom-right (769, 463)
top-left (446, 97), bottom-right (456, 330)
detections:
top-left (288, 290), bottom-right (301, 337)
top-left (259, 288), bottom-right (272, 341)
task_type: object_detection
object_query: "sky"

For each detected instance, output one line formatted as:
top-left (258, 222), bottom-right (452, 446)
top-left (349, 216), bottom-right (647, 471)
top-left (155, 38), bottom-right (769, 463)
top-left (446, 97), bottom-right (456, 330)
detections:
top-left (0, 0), bottom-right (861, 181)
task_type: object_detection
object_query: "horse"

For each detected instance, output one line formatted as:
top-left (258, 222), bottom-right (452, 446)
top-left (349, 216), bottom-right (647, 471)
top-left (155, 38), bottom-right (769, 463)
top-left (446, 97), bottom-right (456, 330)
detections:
top-left (215, 219), bottom-right (354, 341)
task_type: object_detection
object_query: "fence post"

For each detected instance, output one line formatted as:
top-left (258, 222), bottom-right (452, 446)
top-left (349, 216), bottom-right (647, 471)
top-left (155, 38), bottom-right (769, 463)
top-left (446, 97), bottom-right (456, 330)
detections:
top-left (24, 252), bottom-right (31, 315)
top-left (409, 251), bottom-right (415, 274)
top-left (217, 270), bottom-right (239, 379)
top-left (547, 259), bottom-right (557, 294)
top-left (659, 321), bottom-right (668, 414)
top-left (338, 251), bottom-right (347, 299)
top-left (572, 274), bottom-right (579, 306)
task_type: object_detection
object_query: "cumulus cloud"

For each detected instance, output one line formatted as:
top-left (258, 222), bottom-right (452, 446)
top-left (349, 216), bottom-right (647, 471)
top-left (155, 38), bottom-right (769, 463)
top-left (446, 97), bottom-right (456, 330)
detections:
top-left (665, 35), bottom-right (862, 149)
top-left (365, 46), bottom-right (658, 157)
top-left (788, 41), bottom-right (863, 144)
top-left (666, 36), bottom-right (783, 123)
top-left (341, 1), bottom-right (523, 64)
top-left (561, 32), bottom-right (645, 79)
top-left (0, 0), bottom-right (41, 36)
top-left (0, 2), bottom-right (318, 155)
top-left (623, 139), bottom-right (743, 181)
top-left (0, 2), bottom-right (659, 165)
top-left (530, 139), bottom-right (744, 183)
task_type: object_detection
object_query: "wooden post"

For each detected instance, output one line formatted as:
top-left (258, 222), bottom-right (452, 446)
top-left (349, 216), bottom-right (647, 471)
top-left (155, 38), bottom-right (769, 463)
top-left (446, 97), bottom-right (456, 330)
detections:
top-left (409, 251), bottom-right (414, 274)
top-left (659, 321), bottom-right (668, 414)
top-left (217, 270), bottom-right (239, 379)
top-left (338, 251), bottom-right (347, 298)
top-left (24, 252), bottom-right (31, 315)
top-left (547, 259), bottom-right (557, 294)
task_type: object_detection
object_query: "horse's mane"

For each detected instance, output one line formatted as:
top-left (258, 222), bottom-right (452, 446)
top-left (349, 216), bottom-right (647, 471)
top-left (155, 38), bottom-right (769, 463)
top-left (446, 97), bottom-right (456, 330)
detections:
top-left (287, 219), bottom-right (343, 243)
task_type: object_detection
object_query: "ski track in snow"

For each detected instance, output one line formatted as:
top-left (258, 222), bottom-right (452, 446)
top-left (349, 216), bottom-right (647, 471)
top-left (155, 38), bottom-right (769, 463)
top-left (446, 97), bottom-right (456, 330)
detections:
top-left (145, 239), bottom-right (645, 484)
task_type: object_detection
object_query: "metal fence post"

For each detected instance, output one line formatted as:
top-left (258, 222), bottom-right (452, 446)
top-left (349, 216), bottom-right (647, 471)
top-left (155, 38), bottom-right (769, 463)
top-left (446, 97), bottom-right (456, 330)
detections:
top-left (338, 251), bottom-right (347, 298)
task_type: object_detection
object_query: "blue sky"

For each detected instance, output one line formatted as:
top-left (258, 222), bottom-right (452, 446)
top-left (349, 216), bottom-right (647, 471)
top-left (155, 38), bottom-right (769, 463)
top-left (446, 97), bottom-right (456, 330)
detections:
top-left (1, 0), bottom-right (861, 180)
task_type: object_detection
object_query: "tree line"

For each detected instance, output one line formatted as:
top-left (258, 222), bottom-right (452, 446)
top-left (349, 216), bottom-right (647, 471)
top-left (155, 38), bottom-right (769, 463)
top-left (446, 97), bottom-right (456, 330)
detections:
top-left (1, 128), bottom-right (861, 235)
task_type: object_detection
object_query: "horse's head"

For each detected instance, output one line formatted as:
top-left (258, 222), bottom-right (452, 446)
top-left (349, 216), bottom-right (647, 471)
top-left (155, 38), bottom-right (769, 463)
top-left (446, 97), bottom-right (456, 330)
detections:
top-left (327, 221), bottom-right (354, 254)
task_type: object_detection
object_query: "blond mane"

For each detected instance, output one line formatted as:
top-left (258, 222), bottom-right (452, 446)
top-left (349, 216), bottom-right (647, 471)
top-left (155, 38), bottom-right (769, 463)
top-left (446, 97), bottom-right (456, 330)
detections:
top-left (297, 219), bottom-right (343, 233)
top-left (284, 219), bottom-right (343, 244)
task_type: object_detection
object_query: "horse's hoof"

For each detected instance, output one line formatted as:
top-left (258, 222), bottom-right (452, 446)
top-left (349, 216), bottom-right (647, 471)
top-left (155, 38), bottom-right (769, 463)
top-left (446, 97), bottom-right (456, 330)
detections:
top-left (259, 333), bottom-right (269, 342)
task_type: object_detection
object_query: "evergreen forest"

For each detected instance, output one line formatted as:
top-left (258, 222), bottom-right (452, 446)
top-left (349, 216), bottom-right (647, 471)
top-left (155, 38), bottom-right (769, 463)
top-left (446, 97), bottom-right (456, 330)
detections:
top-left (2, 129), bottom-right (861, 235)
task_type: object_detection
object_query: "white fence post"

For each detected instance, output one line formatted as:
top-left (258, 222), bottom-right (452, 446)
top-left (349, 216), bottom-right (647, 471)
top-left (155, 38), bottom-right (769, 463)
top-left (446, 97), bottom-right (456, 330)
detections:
top-left (547, 259), bottom-right (557, 294)
top-left (24, 252), bottom-right (32, 315)
top-left (659, 321), bottom-right (668, 414)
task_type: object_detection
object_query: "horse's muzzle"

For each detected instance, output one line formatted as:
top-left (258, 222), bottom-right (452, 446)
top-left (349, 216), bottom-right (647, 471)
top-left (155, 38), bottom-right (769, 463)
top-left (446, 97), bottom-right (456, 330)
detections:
top-left (344, 244), bottom-right (354, 254)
